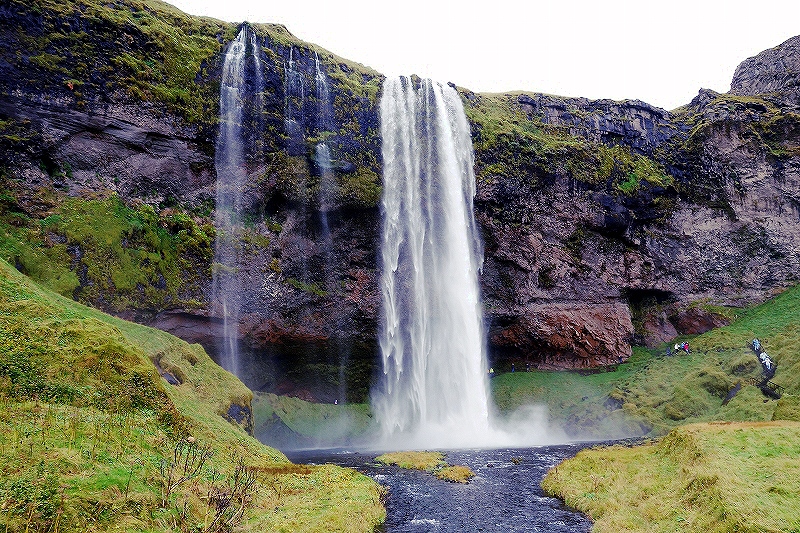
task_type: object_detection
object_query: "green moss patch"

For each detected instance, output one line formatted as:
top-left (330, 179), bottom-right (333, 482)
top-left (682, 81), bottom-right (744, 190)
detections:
top-left (0, 190), bottom-right (212, 312)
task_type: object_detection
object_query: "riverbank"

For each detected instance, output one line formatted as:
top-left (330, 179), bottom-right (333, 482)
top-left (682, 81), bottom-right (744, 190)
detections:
top-left (543, 421), bottom-right (800, 532)
top-left (538, 283), bottom-right (800, 531)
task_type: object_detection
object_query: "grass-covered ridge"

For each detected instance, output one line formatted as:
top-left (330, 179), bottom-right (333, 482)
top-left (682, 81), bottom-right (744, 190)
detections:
top-left (0, 259), bottom-right (385, 532)
top-left (542, 421), bottom-right (800, 532)
top-left (6, 0), bottom-right (231, 124)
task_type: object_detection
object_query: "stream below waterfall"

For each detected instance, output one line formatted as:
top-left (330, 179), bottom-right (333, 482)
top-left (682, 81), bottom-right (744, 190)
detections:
top-left (288, 445), bottom-right (594, 532)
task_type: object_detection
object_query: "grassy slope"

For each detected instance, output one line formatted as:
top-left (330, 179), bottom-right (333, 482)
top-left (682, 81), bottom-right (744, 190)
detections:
top-left (536, 284), bottom-right (800, 532)
top-left (0, 259), bottom-right (384, 532)
top-left (542, 422), bottom-right (800, 533)
top-left (492, 283), bottom-right (800, 439)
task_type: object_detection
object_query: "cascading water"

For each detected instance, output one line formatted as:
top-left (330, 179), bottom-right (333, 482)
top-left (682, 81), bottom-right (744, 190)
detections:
top-left (313, 51), bottom-right (333, 132)
top-left (313, 52), bottom-right (335, 221)
top-left (212, 27), bottom-right (262, 377)
top-left (284, 47), bottom-right (305, 155)
top-left (313, 53), bottom-right (351, 404)
top-left (374, 76), bottom-right (492, 448)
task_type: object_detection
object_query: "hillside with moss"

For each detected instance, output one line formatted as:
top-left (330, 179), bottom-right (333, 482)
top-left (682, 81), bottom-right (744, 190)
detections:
top-left (1, 0), bottom-right (799, 399)
top-left (0, 258), bottom-right (385, 532)
top-left (492, 278), bottom-right (800, 439)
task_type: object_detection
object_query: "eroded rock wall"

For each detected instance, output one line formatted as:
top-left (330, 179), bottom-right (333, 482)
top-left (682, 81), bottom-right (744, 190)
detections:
top-left (1, 0), bottom-right (799, 395)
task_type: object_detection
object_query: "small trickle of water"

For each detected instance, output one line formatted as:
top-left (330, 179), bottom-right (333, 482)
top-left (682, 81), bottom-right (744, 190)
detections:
top-left (314, 51), bottom-right (334, 132)
top-left (284, 47), bottom-right (305, 149)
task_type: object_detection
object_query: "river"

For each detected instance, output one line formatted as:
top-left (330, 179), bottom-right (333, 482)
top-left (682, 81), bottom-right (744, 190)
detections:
top-left (288, 444), bottom-right (593, 532)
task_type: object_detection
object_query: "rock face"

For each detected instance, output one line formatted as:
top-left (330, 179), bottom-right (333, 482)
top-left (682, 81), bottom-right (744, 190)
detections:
top-left (730, 35), bottom-right (800, 106)
top-left (1, 0), bottom-right (799, 400)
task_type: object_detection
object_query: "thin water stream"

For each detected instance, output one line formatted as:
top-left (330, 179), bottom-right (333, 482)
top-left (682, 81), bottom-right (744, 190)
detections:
top-left (289, 445), bottom-right (593, 532)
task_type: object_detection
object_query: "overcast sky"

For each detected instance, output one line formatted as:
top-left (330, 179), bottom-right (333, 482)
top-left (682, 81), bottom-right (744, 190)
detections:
top-left (167, 0), bottom-right (799, 110)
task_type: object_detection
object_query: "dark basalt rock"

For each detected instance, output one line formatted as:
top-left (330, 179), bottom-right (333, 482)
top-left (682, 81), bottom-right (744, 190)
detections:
top-left (226, 403), bottom-right (254, 434)
top-left (730, 35), bottom-right (800, 107)
top-left (1, 0), bottom-right (800, 389)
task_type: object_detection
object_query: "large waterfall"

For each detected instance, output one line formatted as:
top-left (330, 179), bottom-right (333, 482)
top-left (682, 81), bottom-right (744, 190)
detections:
top-left (212, 27), bottom-right (261, 376)
top-left (374, 76), bottom-right (493, 448)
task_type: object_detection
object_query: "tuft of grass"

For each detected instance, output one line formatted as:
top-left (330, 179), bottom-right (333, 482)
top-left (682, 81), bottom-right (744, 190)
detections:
top-left (435, 465), bottom-right (476, 484)
top-left (375, 451), bottom-right (445, 471)
top-left (542, 421), bottom-right (800, 532)
top-left (375, 451), bottom-right (475, 484)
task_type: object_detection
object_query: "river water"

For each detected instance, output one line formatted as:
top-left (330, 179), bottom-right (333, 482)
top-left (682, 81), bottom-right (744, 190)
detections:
top-left (288, 444), bottom-right (593, 532)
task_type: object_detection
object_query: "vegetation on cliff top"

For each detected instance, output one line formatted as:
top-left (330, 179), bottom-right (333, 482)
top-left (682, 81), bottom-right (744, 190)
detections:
top-left (0, 259), bottom-right (385, 532)
top-left (462, 91), bottom-right (675, 229)
top-left (4, 0), bottom-right (230, 124)
top-left (543, 421), bottom-right (800, 532)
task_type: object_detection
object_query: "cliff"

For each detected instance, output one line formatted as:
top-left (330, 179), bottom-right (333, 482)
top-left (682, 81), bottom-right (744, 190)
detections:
top-left (1, 0), bottom-right (799, 399)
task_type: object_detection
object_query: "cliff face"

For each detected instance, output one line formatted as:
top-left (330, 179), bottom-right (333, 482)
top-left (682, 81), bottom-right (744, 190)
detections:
top-left (730, 35), bottom-right (800, 107)
top-left (1, 0), bottom-right (799, 398)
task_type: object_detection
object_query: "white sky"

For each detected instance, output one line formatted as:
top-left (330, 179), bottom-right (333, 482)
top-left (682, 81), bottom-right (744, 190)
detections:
top-left (167, 0), bottom-right (799, 111)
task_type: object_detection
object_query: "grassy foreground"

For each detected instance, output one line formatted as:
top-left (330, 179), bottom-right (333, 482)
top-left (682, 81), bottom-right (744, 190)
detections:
top-left (0, 259), bottom-right (384, 532)
top-left (543, 421), bottom-right (800, 532)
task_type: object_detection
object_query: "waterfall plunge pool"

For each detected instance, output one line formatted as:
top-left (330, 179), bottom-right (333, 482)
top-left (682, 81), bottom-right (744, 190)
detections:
top-left (287, 444), bottom-right (595, 532)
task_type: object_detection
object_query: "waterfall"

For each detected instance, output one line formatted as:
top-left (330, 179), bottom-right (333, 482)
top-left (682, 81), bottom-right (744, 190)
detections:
top-left (313, 52), bottom-right (335, 216)
top-left (212, 26), bottom-right (262, 377)
top-left (314, 51), bottom-right (333, 132)
top-left (284, 47), bottom-right (305, 154)
top-left (374, 76), bottom-right (492, 448)
top-left (313, 53), bottom-right (349, 403)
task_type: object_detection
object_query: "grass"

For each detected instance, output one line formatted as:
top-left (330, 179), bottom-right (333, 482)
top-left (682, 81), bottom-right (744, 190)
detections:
top-left (542, 421), bottom-right (800, 532)
top-left (492, 282), bottom-right (800, 439)
top-left (375, 451), bottom-right (476, 484)
top-left (375, 451), bottom-right (445, 471)
top-left (0, 259), bottom-right (386, 532)
top-left (252, 393), bottom-right (375, 445)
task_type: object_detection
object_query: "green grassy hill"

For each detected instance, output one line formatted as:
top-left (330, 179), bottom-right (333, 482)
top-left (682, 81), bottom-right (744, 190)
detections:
top-left (543, 421), bottom-right (800, 532)
top-left (535, 284), bottom-right (800, 532)
top-left (492, 283), bottom-right (800, 438)
top-left (0, 259), bottom-right (384, 532)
